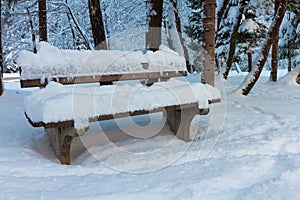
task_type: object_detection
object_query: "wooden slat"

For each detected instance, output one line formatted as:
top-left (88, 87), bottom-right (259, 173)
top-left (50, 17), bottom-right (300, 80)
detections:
top-left (208, 98), bottom-right (221, 104)
top-left (25, 99), bottom-right (220, 129)
top-left (20, 71), bottom-right (188, 88)
top-left (25, 102), bottom-right (199, 128)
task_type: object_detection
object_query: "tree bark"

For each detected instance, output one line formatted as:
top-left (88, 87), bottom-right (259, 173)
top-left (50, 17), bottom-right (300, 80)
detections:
top-left (169, 0), bottom-right (191, 72)
top-left (223, 0), bottom-right (249, 80)
top-left (65, 0), bottom-right (76, 48)
top-left (38, 0), bottom-right (47, 42)
top-left (270, 0), bottom-right (280, 82)
top-left (248, 52), bottom-right (252, 72)
top-left (238, 0), bottom-right (287, 96)
top-left (26, 7), bottom-right (37, 53)
top-left (146, 0), bottom-right (163, 51)
top-left (88, 0), bottom-right (107, 50)
top-left (202, 0), bottom-right (216, 86)
top-left (217, 0), bottom-right (230, 30)
top-left (288, 51), bottom-right (292, 72)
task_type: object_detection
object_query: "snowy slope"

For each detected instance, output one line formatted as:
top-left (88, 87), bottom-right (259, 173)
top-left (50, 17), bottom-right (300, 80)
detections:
top-left (0, 72), bottom-right (300, 199)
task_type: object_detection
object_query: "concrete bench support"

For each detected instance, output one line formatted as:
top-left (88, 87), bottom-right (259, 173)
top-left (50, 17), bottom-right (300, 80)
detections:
top-left (167, 105), bottom-right (209, 141)
top-left (46, 126), bottom-right (76, 165)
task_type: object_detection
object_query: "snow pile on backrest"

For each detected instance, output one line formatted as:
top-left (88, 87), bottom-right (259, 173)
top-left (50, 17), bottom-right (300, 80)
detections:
top-left (17, 42), bottom-right (187, 80)
top-left (24, 79), bottom-right (221, 130)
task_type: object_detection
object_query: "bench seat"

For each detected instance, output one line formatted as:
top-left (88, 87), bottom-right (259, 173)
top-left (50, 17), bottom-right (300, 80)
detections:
top-left (24, 78), bottom-right (220, 165)
top-left (24, 79), bottom-right (220, 131)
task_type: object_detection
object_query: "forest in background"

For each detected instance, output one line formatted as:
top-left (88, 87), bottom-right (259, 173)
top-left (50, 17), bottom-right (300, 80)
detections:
top-left (0, 0), bottom-right (299, 77)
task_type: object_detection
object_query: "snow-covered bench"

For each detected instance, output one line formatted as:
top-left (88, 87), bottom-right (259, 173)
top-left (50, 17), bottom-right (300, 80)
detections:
top-left (17, 43), bottom-right (221, 165)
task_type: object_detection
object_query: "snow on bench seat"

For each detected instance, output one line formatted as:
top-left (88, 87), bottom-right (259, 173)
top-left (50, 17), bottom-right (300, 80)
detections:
top-left (24, 79), bottom-right (221, 131)
top-left (17, 42), bottom-right (187, 86)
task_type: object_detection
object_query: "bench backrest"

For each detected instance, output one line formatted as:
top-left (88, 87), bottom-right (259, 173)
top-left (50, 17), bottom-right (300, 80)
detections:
top-left (20, 71), bottom-right (187, 88)
top-left (17, 42), bottom-right (188, 88)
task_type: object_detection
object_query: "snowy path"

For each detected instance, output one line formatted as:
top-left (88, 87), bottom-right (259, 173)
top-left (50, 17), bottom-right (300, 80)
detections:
top-left (0, 74), bottom-right (300, 199)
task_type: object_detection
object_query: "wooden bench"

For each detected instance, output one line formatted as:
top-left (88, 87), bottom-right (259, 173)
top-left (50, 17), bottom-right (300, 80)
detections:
top-left (18, 45), bottom-right (220, 165)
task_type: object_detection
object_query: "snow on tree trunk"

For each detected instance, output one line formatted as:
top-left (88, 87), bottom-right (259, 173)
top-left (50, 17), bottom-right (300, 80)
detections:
top-left (270, 0), bottom-right (280, 82)
top-left (146, 0), bottom-right (163, 51)
top-left (202, 0), bottom-right (216, 86)
top-left (168, 0), bottom-right (191, 72)
top-left (223, 0), bottom-right (249, 80)
top-left (236, 0), bottom-right (287, 96)
top-left (88, 0), bottom-right (107, 50)
top-left (38, 0), bottom-right (47, 42)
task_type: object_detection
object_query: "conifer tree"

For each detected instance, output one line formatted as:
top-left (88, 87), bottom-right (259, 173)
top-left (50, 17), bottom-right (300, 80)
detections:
top-left (279, 1), bottom-right (300, 72)
top-left (237, 0), bottom-right (288, 95)
top-left (185, 0), bottom-right (203, 43)
top-left (237, 7), bottom-right (267, 72)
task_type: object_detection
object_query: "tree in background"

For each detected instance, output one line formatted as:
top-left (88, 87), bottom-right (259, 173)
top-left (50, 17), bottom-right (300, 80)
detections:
top-left (222, 0), bottom-right (249, 80)
top-left (185, 0), bottom-right (203, 43)
top-left (215, 1), bottom-right (236, 71)
top-left (270, 0), bottom-right (280, 82)
top-left (236, 7), bottom-right (267, 72)
top-left (146, 0), bottom-right (163, 51)
top-left (237, 0), bottom-right (287, 95)
top-left (279, 1), bottom-right (300, 73)
top-left (185, 0), bottom-right (216, 86)
top-left (88, 0), bottom-right (107, 50)
top-left (201, 0), bottom-right (216, 86)
top-left (165, 0), bottom-right (191, 72)
top-left (38, 0), bottom-right (47, 42)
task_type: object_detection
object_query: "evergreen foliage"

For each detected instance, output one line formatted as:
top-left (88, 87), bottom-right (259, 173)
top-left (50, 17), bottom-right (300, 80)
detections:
top-left (185, 0), bottom-right (204, 43)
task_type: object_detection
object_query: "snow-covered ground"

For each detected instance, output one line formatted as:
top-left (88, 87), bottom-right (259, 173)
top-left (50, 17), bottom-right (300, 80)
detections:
top-left (0, 71), bottom-right (300, 199)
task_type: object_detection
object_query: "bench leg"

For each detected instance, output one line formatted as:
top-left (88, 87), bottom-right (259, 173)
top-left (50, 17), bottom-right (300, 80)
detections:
top-left (166, 106), bottom-right (209, 142)
top-left (46, 126), bottom-right (76, 165)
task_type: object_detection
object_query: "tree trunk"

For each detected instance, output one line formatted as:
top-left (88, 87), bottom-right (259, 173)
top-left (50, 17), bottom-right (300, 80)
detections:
top-left (270, 0), bottom-right (280, 82)
top-left (223, 0), bottom-right (249, 80)
top-left (248, 52), bottom-right (252, 72)
top-left (288, 50), bottom-right (292, 72)
top-left (38, 0), bottom-right (47, 42)
top-left (146, 0), bottom-right (163, 51)
top-left (26, 8), bottom-right (37, 53)
top-left (217, 0), bottom-right (230, 30)
top-left (65, 0), bottom-right (76, 48)
top-left (63, 3), bottom-right (92, 49)
top-left (169, 0), bottom-right (191, 72)
top-left (0, 76), bottom-right (3, 96)
top-left (238, 0), bottom-right (287, 96)
top-left (0, 0), bottom-right (3, 96)
top-left (202, 0), bottom-right (216, 86)
top-left (88, 0), bottom-right (107, 50)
